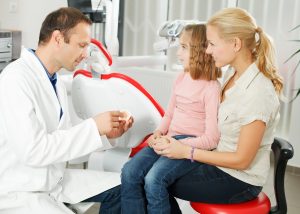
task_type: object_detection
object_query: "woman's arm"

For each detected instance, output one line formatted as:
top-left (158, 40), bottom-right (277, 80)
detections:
top-left (153, 120), bottom-right (266, 170)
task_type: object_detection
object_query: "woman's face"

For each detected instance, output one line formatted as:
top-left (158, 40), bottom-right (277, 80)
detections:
top-left (206, 25), bottom-right (236, 68)
top-left (177, 31), bottom-right (192, 70)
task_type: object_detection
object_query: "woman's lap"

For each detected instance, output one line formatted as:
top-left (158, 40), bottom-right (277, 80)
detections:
top-left (168, 163), bottom-right (262, 204)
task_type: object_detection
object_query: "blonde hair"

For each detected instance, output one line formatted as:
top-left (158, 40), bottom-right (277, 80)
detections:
top-left (207, 8), bottom-right (283, 93)
top-left (182, 24), bottom-right (221, 80)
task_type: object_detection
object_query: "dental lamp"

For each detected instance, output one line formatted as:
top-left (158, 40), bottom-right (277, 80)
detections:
top-left (154, 20), bottom-right (205, 52)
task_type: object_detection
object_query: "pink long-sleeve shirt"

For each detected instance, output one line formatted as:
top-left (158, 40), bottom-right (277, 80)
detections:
top-left (157, 72), bottom-right (221, 150)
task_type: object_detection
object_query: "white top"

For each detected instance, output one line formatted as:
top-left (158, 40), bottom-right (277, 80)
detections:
top-left (217, 63), bottom-right (280, 186)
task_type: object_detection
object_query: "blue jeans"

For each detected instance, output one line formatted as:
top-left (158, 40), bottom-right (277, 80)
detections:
top-left (168, 163), bottom-right (263, 212)
top-left (121, 135), bottom-right (198, 214)
top-left (82, 186), bottom-right (121, 214)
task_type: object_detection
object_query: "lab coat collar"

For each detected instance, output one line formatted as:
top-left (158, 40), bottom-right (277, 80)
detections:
top-left (20, 47), bottom-right (63, 124)
top-left (27, 48), bottom-right (59, 93)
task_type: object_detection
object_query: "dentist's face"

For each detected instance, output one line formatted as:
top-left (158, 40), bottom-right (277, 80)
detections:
top-left (59, 22), bottom-right (91, 71)
top-left (177, 31), bottom-right (192, 70)
top-left (206, 25), bottom-right (235, 68)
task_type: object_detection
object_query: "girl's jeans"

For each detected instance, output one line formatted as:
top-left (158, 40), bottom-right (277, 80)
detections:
top-left (121, 134), bottom-right (262, 214)
top-left (121, 135), bottom-right (198, 214)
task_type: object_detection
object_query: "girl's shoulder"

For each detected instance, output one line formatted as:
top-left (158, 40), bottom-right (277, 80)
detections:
top-left (205, 79), bottom-right (221, 90)
top-left (174, 71), bottom-right (186, 84)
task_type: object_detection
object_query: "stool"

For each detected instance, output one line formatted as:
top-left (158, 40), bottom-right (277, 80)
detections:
top-left (190, 137), bottom-right (294, 214)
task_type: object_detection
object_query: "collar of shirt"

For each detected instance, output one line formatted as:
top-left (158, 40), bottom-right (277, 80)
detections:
top-left (224, 63), bottom-right (260, 90)
top-left (28, 49), bottom-right (58, 91)
top-left (28, 48), bottom-right (63, 120)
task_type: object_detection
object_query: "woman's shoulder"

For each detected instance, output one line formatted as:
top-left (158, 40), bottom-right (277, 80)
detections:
top-left (243, 72), bottom-right (280, 110)
top-left (250, 72), bottom-right (276, 95)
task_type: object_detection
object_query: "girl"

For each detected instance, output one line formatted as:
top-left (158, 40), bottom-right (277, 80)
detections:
top-left (121, 24), bottom-right (221, 214)
top-left (153, 8), bottom-right (283, 213)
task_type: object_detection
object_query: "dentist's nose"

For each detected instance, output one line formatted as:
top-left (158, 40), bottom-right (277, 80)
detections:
top-left (82, 47), bottom-right (89, 59)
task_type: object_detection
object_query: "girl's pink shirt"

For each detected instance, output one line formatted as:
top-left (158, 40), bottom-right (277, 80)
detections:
top-left (157, 72), bottom-right (221, 150)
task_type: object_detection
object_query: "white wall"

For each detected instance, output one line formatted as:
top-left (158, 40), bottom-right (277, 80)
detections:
top-left (238, 0), bottom-right (300, 167)
top-left (122, 0), bottom-right (300, 166)
top-left (123, 0), bottom-right (228, 57)
top-left (0, 0), bottom-right (67, 49)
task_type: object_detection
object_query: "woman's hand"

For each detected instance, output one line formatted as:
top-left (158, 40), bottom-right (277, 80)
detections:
top-left (152, 136), bottom-right (190, 159)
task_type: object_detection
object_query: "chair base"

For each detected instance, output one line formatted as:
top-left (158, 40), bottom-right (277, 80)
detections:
top-left (190, 192), bottom-right (271, 214)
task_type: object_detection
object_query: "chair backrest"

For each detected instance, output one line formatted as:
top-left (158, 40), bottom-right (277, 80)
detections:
top-left (271, 137), bottom-right (294, 214)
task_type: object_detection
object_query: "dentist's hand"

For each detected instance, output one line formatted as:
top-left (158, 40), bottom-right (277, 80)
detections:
top-left (106, 115), bottom-right (134, 139)
top-left (93, 111), bottom-right (134, 139)
top-left (93, 111), bottom-right (123, 136)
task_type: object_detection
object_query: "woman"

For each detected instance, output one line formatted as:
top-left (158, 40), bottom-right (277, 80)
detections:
top-left (152, 7), bottom-right (283, 213)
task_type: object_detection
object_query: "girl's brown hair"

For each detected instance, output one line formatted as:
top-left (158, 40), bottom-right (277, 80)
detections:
top-left (183, 24), bottom-right (221, 80)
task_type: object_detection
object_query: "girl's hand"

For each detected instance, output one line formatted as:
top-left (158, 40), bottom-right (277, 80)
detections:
top-left (147, 130), bottom-right (163, 147)
top-left (152, 136), bottom-right (190, 159)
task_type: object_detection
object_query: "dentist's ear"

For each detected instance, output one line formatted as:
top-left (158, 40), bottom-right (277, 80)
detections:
top-left (52, 30), bottom-right (63, 46)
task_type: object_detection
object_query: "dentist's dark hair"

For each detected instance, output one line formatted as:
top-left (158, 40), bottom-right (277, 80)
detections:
top-left (38, 7), bottom-right (92, 45)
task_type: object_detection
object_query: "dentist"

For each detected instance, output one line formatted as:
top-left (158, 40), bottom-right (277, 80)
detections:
top-left (0, 7), bottom-right (133, 214)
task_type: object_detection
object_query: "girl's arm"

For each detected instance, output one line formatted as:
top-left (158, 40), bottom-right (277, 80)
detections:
top-left (157, 72), bottom-right (184, 134)
top-left (180, 82), bottom-right (221, 150)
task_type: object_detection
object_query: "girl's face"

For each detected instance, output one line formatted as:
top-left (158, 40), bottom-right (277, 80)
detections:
top-left (177, 31), bottom-right (192, 70)
top-left (206, 25), bottom-right (236, 68)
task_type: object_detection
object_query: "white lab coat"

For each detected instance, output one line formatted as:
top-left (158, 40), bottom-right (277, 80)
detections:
top-left (0, 48), bottom-right (121, 213)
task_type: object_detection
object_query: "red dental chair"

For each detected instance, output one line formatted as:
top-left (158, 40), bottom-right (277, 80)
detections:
top-left (190, 137), bottom-right (294, 214)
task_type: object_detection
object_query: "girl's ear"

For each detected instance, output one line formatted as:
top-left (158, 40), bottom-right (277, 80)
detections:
top-left (233, 37), bottom-right (242, 52)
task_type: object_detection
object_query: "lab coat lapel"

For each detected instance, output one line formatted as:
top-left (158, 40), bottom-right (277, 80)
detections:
top-left (22, 48), bottom-right (62, 126)
top-left (56, 75), bottom-right (70, 129)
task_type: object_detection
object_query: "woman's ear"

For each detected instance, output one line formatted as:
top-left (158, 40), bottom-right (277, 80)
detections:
top-left (233, 37), bottom-right (242, 52)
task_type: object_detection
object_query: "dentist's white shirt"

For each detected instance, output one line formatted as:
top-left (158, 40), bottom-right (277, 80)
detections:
top-left (0, 48), bottom-right (120, 213)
